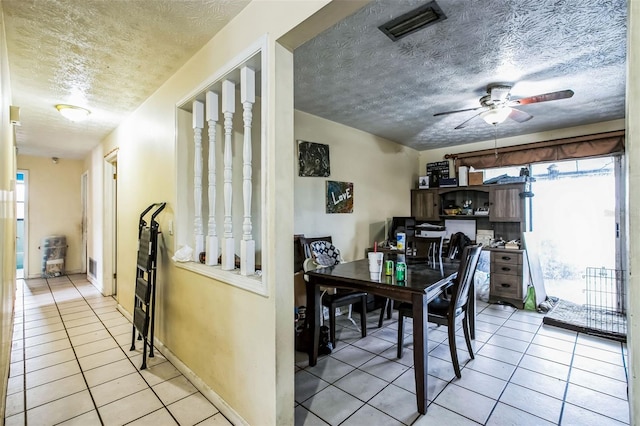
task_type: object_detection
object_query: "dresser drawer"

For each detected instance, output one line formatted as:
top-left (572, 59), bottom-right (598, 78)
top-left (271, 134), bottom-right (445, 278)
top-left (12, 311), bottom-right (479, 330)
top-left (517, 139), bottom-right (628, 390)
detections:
top-left (490, 273), bottom-right (524, 299)
top-left (491, 251), bottom-right (522, 265)
top-left (491, 261), bottom-right (522, 276)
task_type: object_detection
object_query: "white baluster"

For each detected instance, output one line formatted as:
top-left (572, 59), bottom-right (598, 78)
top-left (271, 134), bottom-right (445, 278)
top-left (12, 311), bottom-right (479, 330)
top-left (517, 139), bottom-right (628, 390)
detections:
top-left (205, 91), bottom-right (219, 266)
top-left (240, 67), bottom-right (255, 276)
top-left (192, 100), bottom-right (205, 262)
top-left (221, 80), bottom-right (235, 270)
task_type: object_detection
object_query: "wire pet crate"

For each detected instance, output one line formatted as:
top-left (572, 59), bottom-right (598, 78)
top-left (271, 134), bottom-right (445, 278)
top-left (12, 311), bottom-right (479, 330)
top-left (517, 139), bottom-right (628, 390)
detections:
top-left (585, 267), bottom-right (626, 341)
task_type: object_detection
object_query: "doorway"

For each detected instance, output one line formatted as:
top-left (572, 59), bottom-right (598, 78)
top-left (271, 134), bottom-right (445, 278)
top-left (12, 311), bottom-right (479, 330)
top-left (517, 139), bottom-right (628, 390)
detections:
top-left (104, 151), bottom-right (118, 296)
top-left (530, 157), bottom-right (621, 305)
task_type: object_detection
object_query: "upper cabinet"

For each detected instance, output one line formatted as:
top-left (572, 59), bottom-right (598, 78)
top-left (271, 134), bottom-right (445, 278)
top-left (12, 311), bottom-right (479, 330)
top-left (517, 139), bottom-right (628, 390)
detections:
top-left (410, 183), bottom-right (527, 242)
top-left (411, 189), bottom-right (440, 221)
top-left (489, 184), bottom-right (525, 222)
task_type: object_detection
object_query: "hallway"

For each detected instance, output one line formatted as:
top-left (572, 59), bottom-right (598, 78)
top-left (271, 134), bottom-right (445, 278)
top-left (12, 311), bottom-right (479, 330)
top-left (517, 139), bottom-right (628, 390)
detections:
top-left (5, 274), bottom-right (230, 425)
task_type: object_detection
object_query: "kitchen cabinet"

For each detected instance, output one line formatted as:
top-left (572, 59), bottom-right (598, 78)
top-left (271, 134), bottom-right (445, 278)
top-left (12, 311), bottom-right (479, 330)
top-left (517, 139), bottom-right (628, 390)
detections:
top-left (489, 183), bottom-right (525, 222)
top-left (411, 189), bottom-right (440, 221)
top-left (410, 183), bottom-right (526, 242)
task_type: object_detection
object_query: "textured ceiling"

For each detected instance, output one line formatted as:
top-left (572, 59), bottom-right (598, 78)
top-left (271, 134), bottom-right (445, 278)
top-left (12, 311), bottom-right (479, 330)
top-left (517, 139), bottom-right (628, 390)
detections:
top-left (3, 0), bottom-right (627, 158)
top-left (294, 0), bottom-right (627, 150)
top-left (3, 0), bottom-right (250, 158)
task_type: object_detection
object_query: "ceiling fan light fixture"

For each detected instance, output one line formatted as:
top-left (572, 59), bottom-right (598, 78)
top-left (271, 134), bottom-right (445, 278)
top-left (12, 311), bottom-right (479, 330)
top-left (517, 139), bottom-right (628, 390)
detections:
top-left (480, 107), bottom-right (511, 125)
top-left (55, 104), bottom-right (90, 122)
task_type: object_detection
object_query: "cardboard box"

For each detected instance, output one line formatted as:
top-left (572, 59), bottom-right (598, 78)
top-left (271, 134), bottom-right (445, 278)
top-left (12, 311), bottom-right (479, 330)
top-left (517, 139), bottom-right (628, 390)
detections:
top-left (469, 171), bottom-right (484, 186)
top-left (294, 271), bottom-right (307, 307)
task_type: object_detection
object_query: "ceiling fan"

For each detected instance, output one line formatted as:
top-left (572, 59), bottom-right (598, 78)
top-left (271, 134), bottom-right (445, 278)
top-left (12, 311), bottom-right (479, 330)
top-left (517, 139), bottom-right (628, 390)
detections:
top-left (434, 84), bottom-right (574, 129)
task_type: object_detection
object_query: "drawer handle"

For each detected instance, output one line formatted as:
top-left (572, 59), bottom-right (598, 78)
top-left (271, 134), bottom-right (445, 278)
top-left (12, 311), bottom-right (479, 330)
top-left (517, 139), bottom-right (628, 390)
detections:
top-left (501, 256), bottom-right (512, 261)
top-left (501, 267), bottom-right (511, 272)
top-left (501, 283), bottom-right (511, 288)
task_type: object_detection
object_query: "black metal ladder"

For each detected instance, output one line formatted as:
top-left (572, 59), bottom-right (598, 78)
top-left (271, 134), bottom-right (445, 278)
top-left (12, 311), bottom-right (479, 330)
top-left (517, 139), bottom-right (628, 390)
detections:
top-left (131, 202), bottom-right (166, 369)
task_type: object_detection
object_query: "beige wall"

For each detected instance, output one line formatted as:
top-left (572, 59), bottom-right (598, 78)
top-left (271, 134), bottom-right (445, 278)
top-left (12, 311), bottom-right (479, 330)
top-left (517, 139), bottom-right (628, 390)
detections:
top-left (294, 110), bottom-right (419, 260)
top-left (0, 2), bottom-right (15, 418)
top-left (87, 2), bottom-right (357, 424)
top-left (16, 156), bottom-right (85, 278)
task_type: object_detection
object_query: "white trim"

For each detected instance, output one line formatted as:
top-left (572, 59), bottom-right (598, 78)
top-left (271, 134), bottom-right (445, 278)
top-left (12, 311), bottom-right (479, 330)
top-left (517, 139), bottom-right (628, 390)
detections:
top-left (175, 35), bottom-right (267, 107)
top-left (174, 34), bottom-right (268, 296)
top-left (116, 305), bottom-right (249, 425)
top-left (174, 261), bottom-right (266, 296)
top-left (81, 171), bottom-right (88, 274)
top-left (103, 151), bottom-right (118, 296)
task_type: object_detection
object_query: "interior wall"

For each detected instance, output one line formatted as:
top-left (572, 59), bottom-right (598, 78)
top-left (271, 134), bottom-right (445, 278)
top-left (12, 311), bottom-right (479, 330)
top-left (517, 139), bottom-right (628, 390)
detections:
top-left (418, 119), bottom-right (625, 176)
top-left (16, 155), bottom-right (85, 278)
top-left (294, 110), bottom-right (419, 260)
top-left (88, 2), bottom-right (344, 424)
top-left (0, 3), bottom-right (15, 418)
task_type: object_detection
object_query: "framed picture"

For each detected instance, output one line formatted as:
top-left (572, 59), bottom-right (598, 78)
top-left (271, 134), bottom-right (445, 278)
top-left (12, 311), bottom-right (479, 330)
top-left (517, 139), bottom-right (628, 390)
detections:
top-left (298, 140), bottom-right (330, 177)
top-left (326, 181), bottom-right (353, 213)
top-left (419, 176), bottom-right (429, 189)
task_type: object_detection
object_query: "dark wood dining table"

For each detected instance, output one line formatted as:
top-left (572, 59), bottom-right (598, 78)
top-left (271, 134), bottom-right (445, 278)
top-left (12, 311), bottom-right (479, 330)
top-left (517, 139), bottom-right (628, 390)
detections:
top-left (305, 258), bottom-right (471, 415)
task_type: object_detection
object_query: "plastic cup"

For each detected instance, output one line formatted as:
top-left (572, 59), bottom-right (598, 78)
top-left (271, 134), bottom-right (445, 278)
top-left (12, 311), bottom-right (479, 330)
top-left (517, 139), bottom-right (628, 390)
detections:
top-left (368, 252), bottom-right (384, 281)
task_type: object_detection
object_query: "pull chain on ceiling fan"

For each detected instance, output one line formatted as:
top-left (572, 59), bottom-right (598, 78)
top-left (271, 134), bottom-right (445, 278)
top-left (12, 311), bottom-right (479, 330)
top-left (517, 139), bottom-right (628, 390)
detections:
top-left (493, 124), bottom-right (498, 158)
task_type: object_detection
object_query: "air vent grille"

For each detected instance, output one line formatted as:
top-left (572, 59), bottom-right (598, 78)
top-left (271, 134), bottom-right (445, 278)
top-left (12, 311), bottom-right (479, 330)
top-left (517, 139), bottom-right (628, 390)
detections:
top-left (89, 257), bottom-right (97, 278)
top-left (379, 1), bottom-right (447, 42)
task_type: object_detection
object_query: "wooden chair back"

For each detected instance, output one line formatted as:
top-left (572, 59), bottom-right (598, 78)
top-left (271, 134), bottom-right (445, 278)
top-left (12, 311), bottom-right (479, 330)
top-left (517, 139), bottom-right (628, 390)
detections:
top-left (449, 244), bottom-right (483, 315)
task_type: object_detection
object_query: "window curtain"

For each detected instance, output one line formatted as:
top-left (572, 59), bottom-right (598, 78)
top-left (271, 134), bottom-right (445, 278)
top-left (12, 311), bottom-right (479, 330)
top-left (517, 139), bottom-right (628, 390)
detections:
top-left (447, 131), bottom-right (624, 169)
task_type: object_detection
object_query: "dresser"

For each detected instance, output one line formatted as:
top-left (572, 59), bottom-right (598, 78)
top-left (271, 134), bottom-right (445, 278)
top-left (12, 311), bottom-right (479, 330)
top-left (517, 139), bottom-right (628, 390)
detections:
top-left (488, 248), bottom-right (529, 308)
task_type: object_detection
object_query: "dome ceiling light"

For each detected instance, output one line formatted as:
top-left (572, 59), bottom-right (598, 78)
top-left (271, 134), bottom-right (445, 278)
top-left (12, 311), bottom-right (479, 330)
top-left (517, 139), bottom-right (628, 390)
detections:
top-left (55, 104), bottom-right (91, 122)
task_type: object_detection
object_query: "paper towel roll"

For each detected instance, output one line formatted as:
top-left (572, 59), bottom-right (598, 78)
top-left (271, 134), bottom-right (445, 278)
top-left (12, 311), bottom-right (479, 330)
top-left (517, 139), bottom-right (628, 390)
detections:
top-left (458, 166), bottom-right (469, 186)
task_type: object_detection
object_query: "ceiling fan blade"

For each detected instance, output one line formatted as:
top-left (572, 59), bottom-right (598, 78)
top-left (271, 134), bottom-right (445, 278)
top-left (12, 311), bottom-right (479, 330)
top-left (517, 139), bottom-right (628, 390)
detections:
top-left (434, 105), bottom-right (485, 117)
top-left (509, 89), bottom-right (574, 106)
top-left (508, 108), bottom-right (533, 123)
top-left (454, 112), bottom-right (483, 129)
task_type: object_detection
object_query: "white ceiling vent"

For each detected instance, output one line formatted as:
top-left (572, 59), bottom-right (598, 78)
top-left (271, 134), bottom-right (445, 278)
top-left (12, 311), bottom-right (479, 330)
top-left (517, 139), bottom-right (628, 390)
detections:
top-left (378, 1), bottom-right (447, 42)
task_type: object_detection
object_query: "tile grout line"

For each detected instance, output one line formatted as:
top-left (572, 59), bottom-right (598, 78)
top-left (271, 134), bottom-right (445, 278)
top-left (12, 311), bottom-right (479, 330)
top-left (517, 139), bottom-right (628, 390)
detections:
top-left (28, 275), bottom-right (222, 425)
top-left (61, 275), bottom-right (188, 426)
top-left (43, 275), bottom-right (105, 425)
top-left (20, 277), bottom-right (27, 426)
top-left (450, 304), bottom-right (559, 425)
top-left (556, 330), bottom-right (579, 425)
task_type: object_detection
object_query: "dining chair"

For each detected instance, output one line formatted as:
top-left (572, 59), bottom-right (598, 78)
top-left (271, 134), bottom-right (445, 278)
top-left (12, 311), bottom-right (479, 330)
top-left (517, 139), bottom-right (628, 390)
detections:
top-left (396, 244), bottom-right (482, 378)
top-left (301, 237), bottom-right (367, 348)
top-left (377, 236), bottom-right (445, 328)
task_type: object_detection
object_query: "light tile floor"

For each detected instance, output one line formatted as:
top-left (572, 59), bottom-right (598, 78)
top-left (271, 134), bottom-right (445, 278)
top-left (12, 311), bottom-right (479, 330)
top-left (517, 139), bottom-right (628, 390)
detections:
top-left (295, 301), bottom-right (630, 425)
top-left (5, 274), bottom-right (232, 426)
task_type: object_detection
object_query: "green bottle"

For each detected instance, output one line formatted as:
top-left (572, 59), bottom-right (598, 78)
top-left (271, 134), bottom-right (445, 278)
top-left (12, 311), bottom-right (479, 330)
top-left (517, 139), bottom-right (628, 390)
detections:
top-left (396, 261), bottom-right (406, 282)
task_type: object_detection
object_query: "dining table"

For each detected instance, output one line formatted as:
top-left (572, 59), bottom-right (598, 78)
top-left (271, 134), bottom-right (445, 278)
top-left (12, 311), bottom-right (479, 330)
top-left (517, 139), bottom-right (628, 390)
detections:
top-left (305, 257), bottom-right (472, 415)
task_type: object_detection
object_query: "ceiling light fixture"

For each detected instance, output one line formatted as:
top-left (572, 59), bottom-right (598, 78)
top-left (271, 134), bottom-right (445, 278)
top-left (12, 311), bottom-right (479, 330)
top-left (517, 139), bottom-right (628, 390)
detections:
top-left (55, 104), bottom-right (90, 122)
top-left (480, 107), bottom-right (511, 126)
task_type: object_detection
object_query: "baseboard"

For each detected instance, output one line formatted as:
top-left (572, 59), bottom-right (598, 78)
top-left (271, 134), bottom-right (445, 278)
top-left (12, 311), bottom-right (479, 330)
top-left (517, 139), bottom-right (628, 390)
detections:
top-left (116, 304), bottom-right (247, 425)
top-left (25, 269), bottom-right (84, 280)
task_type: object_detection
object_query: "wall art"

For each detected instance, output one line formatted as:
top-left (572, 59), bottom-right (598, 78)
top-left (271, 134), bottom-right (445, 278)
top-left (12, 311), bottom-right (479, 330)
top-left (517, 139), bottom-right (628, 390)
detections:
top-left (298, 140), bottom-right (330, 177)
top-left (326, 181), bottom-right (353, 214)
